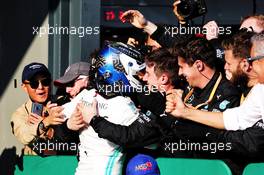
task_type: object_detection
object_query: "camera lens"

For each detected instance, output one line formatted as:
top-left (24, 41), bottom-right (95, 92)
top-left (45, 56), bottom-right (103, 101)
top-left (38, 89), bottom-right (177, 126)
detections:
top-left (177, 1), bottom-right (192, 17)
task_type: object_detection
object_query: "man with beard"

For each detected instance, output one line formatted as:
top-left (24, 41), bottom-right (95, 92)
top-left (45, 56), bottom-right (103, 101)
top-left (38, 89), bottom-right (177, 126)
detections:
top-left (223, 29), bottom-right (259, 104)
top-left (201, 29), bottom-right (260, 174)
top-left (166, 32), bottom-right (264, 174)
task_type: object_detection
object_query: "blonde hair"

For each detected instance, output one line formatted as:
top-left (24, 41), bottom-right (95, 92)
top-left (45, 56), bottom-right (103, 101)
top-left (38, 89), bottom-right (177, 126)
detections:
top-left (241, 15), bottom-right (264, 32)
top-left (251, 32), bottom-right (264, 55)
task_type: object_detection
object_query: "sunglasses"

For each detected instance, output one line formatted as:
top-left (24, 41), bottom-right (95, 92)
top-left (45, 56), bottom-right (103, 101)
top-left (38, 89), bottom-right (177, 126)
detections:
top-left (247, 55), bottom-right (264, 63)
top-left (24, 78), bottom-right (51, 89)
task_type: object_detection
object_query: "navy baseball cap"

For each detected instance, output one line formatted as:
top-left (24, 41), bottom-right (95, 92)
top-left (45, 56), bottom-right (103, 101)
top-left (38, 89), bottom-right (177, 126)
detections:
top-left (22, 62), bottom-right (51, 83)
top-left (126, 154), bottom-right (160, 175)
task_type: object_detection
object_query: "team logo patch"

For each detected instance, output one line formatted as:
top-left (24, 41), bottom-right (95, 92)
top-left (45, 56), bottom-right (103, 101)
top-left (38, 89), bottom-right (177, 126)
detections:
top-left (135, 161), bottom-right (153, 171)
top-left (219, 100), bottom-right (230, 110)
top-left (186, 94), bottom-right (194, 104)
top-left (128, 101), bottom-right (137, 113)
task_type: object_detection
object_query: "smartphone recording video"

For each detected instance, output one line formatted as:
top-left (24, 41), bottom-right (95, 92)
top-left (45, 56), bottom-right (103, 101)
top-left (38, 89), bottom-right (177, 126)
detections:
top-left (31, 102), bottom-right (43, 116)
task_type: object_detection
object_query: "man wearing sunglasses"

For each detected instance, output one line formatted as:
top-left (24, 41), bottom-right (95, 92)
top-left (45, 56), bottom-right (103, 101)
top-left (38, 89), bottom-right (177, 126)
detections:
top-left (11, 62), bottom-right (66, 155)
top-left (248, 42), bottom-right (264, 84)
top-left (166, 32), bottom-right (264, 157)
top-left (177, 30), bottom-right (259, 174)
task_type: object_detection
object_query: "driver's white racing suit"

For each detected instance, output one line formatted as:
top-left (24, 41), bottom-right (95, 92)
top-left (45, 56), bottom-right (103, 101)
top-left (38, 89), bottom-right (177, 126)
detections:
top-left (63, 89), bottom-right (139, 175)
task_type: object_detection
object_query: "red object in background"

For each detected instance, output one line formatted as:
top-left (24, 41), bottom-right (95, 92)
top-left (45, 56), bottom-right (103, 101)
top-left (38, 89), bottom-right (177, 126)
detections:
top-left (118, 11), bottom-right (124, 21)
top-left (195, 33), bottom-right (206, 38)
top-left (105, 11), bottom-right (115, 21)
top-left (104, 10), bottom-right (125, 22)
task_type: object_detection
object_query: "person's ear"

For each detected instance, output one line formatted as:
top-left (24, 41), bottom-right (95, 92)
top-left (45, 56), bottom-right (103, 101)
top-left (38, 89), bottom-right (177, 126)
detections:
top-left (21, 83), bottom-right (28, 93)
top-left (195, 60), bottom-right (204, 71)
top-left (83, 77), bottom-right (89, 87)
top-left (240, 58), bottom-right (250, 72)
top-left (160, 74), bottom-right (169, 85)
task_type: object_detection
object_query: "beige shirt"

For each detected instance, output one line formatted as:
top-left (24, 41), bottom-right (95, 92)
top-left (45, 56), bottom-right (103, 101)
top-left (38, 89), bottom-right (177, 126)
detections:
top-left (11, 100), bottom-right (48, 155)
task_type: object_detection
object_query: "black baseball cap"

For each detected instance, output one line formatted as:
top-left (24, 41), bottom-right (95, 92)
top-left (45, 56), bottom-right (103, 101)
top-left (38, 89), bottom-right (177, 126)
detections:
top-left (22, 62), bottom-right (51, 83)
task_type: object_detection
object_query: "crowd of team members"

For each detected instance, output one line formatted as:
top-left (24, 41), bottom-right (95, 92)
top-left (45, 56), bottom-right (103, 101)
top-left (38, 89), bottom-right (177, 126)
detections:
top-left (10, 3), bottom-right (264, 175)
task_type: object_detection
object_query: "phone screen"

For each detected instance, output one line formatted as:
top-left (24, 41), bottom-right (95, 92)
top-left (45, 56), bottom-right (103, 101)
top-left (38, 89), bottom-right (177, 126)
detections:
top-left (31, 102), bottom-right (43, 116)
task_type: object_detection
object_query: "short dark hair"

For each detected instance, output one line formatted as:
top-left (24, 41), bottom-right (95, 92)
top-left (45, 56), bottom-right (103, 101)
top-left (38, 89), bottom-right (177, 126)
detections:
top-left (145, 48), bottom-right (179, 85)
top-left (222, 29), bottom-right (254, 59)
top-left (176, 37), bottom-right (217, 69)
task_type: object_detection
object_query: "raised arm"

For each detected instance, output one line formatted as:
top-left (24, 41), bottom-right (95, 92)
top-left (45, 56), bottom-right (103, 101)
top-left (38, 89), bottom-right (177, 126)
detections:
top-left (165, 89), bottom-right (225, 129)
top-left (121, 10), bottom-right (157, 35)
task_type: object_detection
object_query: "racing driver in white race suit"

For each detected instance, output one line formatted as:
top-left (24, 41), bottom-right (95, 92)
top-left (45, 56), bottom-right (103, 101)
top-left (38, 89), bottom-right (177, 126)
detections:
top-left (63, 42), bottom-right (146, 175)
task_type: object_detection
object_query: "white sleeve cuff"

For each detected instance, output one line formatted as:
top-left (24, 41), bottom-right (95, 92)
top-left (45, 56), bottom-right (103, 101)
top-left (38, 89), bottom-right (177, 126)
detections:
top-left (223, 108), bottom-right (240, 131)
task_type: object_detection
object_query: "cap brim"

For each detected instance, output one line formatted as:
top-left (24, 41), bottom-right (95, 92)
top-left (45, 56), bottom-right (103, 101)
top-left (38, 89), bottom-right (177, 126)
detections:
top-left (26, 70), bottom-right (51, 82)
top-left (54, 74), bottom-right (79, 86)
